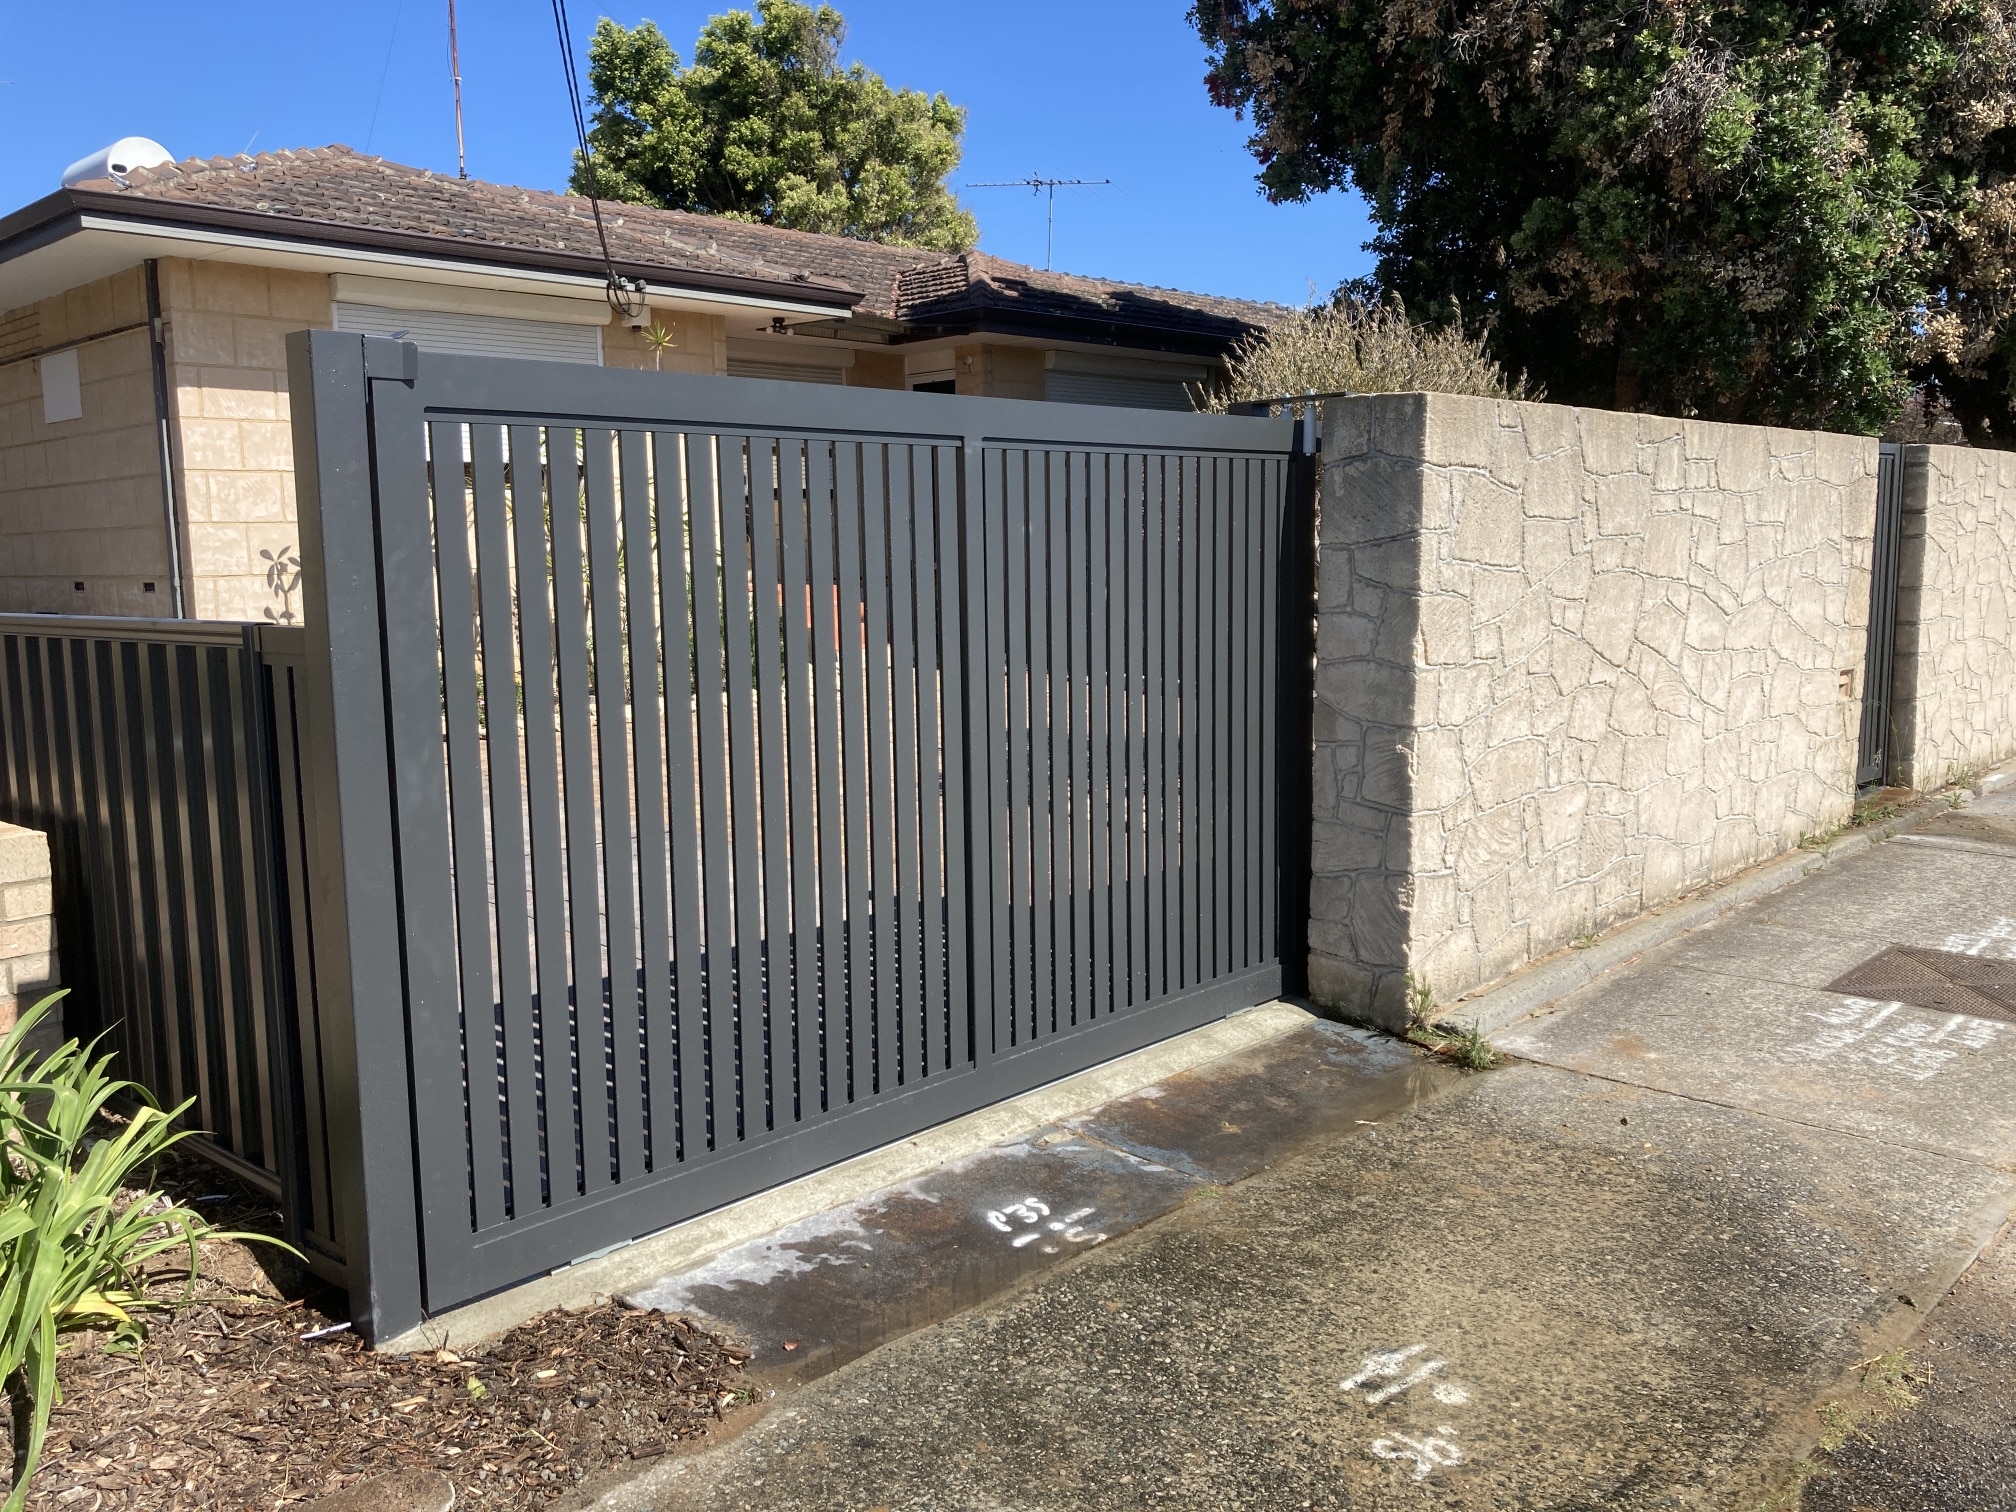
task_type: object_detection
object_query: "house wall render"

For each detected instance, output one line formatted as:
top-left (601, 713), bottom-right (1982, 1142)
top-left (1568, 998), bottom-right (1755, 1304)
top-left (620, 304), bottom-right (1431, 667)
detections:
top-left (0, 268), bottom-right (174, 615)
top-left (1889, 443), bottom-right (2016, 789)
top-left (156, 258), bottom-right (336, 622)
top-left (1311, 393), bottom-right (1878, 1027)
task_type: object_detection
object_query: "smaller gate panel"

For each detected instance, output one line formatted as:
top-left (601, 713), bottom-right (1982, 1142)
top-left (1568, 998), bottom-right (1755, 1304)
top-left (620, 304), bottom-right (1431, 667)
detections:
top-left (388, 405), bottom-right (978, 1299)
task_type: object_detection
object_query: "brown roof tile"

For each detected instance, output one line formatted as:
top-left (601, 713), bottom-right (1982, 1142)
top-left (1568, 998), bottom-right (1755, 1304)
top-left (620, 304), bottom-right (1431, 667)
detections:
top-left (88, 146), bottom-right (1285, 336)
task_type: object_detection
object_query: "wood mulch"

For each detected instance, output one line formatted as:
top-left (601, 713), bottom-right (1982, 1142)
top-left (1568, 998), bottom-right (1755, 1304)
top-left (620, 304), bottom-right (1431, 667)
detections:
top-left (7, 1148), bottom-right (754, 1510)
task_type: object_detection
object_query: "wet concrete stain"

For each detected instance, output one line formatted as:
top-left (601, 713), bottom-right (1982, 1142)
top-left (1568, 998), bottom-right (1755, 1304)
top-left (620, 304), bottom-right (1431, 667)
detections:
top-left (621, 1022), bottom-right (1458, 1391)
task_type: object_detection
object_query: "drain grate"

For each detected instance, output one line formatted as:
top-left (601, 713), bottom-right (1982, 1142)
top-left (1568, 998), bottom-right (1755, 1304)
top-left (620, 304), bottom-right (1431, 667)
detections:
top-left (1826, 945), bottom-right (2016, 1024)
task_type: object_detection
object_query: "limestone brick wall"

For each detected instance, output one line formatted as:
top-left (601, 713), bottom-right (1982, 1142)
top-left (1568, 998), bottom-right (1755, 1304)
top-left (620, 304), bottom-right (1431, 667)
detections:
top-left (1888, 444), bottom-right (2016, 789)
top-left (0, 822), bottom-right (57, 1036)
top-left (0, 268), bottom-right (175, 615)
top-left (1311, 393), bottom-right (1877, 1027)
top-left (157, 258), bottom-right (333, 623)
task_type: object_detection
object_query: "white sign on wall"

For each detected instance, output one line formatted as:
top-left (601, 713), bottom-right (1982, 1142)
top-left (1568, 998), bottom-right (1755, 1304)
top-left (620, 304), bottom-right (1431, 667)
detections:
top-left (40, 348), bottom-right (82, 425)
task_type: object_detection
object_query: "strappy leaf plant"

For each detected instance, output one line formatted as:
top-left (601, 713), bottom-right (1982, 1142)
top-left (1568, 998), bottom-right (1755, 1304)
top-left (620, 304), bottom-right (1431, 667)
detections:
top-left (0, 994), bottom-right (290, 1510)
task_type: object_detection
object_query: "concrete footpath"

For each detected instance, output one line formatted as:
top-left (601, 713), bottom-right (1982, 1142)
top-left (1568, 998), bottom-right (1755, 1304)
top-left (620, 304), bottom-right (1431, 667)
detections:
top-left (575, 773), bottom-right (2016, 1511)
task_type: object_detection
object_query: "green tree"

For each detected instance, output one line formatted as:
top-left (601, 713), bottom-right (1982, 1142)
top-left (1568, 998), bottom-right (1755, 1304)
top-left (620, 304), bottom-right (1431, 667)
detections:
top-left (575, 4), bottom-right (978, 252)
top-left (1193, 0), bottom-right (2016, 441)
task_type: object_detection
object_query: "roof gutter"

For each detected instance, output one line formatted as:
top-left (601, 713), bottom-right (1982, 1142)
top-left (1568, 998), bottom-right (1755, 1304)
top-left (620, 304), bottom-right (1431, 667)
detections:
top-left (0, 189), bottom-right (864, 319)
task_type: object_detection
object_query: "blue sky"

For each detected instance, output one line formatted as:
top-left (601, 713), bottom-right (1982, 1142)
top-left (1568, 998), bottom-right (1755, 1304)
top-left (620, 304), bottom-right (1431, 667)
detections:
top-left (0, 1), bottom-right (1375, 306)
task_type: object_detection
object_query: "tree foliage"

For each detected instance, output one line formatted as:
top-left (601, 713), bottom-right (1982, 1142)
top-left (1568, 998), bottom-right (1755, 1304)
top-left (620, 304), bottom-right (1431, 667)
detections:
top-left (575, 4), bottom-right (978, 252)
top-left (1194, 0), bottom-right (2016, 441)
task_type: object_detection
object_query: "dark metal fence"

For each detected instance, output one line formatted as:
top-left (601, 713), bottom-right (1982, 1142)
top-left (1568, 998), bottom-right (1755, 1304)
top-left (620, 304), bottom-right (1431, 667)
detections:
top-left (288, 333), bottom-right (1299, 1336)
top-left (0, 617), bottom-right (343, 1275)
top-left (1858, 441), bottom-right (1905, 789)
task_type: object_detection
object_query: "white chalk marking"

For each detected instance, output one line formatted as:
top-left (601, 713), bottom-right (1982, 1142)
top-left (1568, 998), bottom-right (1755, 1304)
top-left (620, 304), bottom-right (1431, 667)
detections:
top-left (984, 1196), bottom-right (1106, 1250)
top-left (1786, 997), bottom-right (2001, 1082)
top-left (1371, 1426), bottom-right (1464, 1481)
top-left (1944, 918), bottom-right (2016, 961)
top-left (1431, 1382), bottom-right (1472, 1406)
top-left (1342, 1344), bottom-right (1464, 1405)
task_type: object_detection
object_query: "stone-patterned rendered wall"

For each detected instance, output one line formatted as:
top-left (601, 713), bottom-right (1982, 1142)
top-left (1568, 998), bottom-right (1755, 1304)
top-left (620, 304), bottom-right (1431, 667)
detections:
top-left (0, 822), bottom-right (57, 1035)
top-left (1889, 444), bottom-right (2016, 789)
top-left (0, 268), bottom-right (176, 615)
top-left (1312, 393), bottom-right (1876, 1027)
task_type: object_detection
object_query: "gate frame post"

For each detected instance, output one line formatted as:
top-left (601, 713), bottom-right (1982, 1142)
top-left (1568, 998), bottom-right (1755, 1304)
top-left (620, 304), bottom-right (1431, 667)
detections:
top-left (284, 329), bottom-right (426, 1342)
top-left (1274, 414), bottom-right (1320, 997)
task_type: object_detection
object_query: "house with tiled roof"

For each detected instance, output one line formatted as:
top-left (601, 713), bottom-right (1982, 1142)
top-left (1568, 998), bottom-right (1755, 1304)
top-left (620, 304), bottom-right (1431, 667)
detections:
top-left (0, 144), bottom-right (1283, 621)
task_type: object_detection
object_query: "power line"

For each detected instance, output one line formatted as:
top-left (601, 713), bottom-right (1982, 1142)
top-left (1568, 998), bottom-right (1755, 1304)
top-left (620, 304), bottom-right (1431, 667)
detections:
top-left (967, 175), bottom-right (1111, 270)
top-left (549, 0), bottom-right (646, 319)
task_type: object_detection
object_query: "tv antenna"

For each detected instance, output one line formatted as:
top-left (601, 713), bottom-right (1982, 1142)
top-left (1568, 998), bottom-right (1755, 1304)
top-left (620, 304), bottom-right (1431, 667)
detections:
top-left (967, 175), bottom-right (1110, 270)
top-left (448, 0), bottom-right (468, 178)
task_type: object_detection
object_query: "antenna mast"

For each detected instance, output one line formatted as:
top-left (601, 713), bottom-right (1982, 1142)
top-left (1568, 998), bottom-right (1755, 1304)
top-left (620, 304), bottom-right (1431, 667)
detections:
top-left (448, 0), bottom-right (468, 178)
top-left (968, 175), bottom-right (1111, 270)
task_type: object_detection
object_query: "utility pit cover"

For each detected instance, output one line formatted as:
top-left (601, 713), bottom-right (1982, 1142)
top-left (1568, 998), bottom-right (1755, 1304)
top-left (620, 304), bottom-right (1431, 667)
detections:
top-left (1826, 946), bottom-right (2016, 1023)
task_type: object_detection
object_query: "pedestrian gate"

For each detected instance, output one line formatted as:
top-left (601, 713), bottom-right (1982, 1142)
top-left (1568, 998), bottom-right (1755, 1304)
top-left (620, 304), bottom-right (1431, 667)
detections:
top-left (287, 334), bottom-right (1303, 1335)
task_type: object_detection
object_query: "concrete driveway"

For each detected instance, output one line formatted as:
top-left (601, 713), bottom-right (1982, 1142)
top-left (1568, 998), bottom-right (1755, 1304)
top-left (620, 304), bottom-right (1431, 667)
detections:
top-left (580, 777), bottom-right (2016, 1511)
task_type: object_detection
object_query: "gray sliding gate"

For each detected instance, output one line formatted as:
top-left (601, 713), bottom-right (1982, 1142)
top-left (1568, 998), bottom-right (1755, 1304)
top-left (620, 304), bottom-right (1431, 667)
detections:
top-left (289, 332), bottom-right (1301, 1335)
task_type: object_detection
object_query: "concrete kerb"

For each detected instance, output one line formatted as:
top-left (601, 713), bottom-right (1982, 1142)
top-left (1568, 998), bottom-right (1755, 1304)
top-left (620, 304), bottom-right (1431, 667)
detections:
top-left (374, 1000), bottom-right (1314, 1357)
top-left (1448, 761), bottom-right (2016, 1042)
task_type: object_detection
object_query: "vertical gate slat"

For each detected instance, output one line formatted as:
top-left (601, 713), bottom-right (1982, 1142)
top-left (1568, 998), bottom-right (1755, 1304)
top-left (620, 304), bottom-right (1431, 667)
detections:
top-left (886, 449), bottom-right (924, 1081)
top-left (1145, 461), bottom-right (1177, 1008)
top-left (1088, 453), bottom-right (1114, 1023)
top-left (962, 442), bottom-right (1003, 1068)
top-left (833, 444), bottom-right (875, 1092)
top-left (1064, 454), bottom-right (1090, 1029)
top-left (651, 430), bottom-right (710, 1161)
top-left (428, 421), bottom-right (506, 1230)
top-left (775, 439), bottom-right (823, 1118)
top-left (685, 434), bottom-right (741, 1151)
top-left (861, 448), bottom-right (901, 1088)
top-left (545, 425), bottom-right (610, 1194)
top-left (1258, 457), bottom-right (1281, 971)
top-left (618, 430), bottom-right (674, 1168)
top-left (1181, 457), bottom-right (1205, 991)
top-left (1043, 450), bottom-right (1072, 1036)
top-left (508, 421), bottom-right (578, 1206)
top-left (912, 446), bottom-right (948, 1071)
top-left (584, 429), bottom-right (646, 1182)
top-left (716, 437), bottom-right (768, 1137)
top-left (1228, 459), bottom-right (1252, 972)
top-left (471, 427), bottom-right (540, 1212)
top-left (747, 436), bottom-right (795, 1132)
top-left (1209, 461), bottom-right (1225, 983)
top-left (1122, 457), bottom-right (1145, 1011)
top-left (1003, 451), bottom-right (1033, 1046)
top-left (803, 441), bottom-right (850, 1107)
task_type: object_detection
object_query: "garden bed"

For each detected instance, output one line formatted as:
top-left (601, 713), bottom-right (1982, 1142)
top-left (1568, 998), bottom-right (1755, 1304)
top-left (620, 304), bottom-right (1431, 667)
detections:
top-left (8, 1148), bottom-right (754, 1509)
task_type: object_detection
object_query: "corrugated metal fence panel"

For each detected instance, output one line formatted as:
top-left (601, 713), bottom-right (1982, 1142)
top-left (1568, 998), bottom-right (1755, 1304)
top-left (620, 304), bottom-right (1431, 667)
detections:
top-left (0, 618), bottom-right (341, 1271)
top-left (302, 338), bottom-right (1294, 1319)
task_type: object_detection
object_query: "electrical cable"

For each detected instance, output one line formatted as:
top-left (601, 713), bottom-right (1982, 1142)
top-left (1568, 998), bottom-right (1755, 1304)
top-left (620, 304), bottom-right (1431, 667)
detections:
top-left (549, 0), bottom-right (647, 319)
